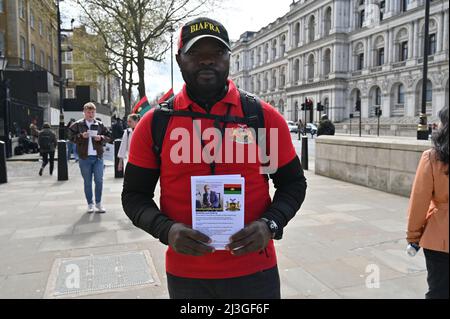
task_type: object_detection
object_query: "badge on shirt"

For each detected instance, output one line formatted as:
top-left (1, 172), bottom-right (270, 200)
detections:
top-left (229, 124), bottom-right (255, 144)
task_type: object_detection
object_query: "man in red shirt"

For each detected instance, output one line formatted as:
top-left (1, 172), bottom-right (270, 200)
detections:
top-left (122, 17), bottom-right (307, 299)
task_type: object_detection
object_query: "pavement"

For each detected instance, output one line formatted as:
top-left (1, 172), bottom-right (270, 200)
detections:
top-left (0, 136), bottom-right (428, 299)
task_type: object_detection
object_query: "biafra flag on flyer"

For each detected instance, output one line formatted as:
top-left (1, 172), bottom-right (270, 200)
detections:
top-left (224, 184), bottom-right (242, 195)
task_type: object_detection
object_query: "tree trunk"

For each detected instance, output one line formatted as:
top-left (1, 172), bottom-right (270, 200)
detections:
top-left (121, 54), bottom-right (131, 117)
top-left (137, 47), bottom-right (146, 99)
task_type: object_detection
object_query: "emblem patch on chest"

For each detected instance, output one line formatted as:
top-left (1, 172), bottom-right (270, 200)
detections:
top-left (229, 124), bottom-right (255, 144)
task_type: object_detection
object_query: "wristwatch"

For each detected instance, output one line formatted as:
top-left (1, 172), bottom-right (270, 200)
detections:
top-left (259, 218), bottom-right (279, 239)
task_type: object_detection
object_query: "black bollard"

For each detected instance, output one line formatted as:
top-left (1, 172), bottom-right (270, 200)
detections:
top-left (114, 139), bottom-right (123, 178)
top-left (57, 140), bottom-right (68, 181)
top-left (0, 141), bottom-right (7, 184)
top-left (301, 136), bottom-right (308, 171)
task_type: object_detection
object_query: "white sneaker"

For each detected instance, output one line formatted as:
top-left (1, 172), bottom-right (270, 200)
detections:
top-left (95, 203), bottom-right (106, 214)
top-left (87, 204), bottom-right (95, 214)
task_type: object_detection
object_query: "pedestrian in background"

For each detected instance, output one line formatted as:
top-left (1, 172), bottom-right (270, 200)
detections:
top-left (29, 118), bottom-right (40, 146)
top-left (38, 123), bottom-right (57, 176)
top-left (407, 105), bottom-right (449, 299)
top-left (70, 103), bottom-right (112, 214)
top-left (117, 113), bottom-right (140, 172)
top-left (66, 119), bottom-right (79, 162)
top-left (317, 114), bottom-right (335, 137)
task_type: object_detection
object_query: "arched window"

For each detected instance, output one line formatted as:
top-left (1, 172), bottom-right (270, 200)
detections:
top-left (235, 55), bottom-right (240, 72)
top-left (398, 84), bottom-right (405, 104)
top-left (294, 23), bottom-right (300, 46)
top-left (264, 72), bottom-right (269, 91)
top-left (375, 87), bottom-right (381, 106)
top-left (425, 80), bottom-right (432, 102)
top-left (308, 16), bottom-right (315, 43)
top-left (272, 39), bottom-right (277, 60)
top-left (396, 28), bottom-right (409, 62)
top-left (324, 7), bottom-right (332, 36)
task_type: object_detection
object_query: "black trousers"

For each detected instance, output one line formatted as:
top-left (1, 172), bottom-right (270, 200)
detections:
top-left (167, 266), bottom-right (281, 299)
top-left (41, 151), bottom-right (55, 174)
top-left (424, 249), bottom-right (449, 299)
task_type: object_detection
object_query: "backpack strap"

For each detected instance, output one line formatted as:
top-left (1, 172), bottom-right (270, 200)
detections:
top-left (151, 96), bottom-right (175, 161)
top-left (238, 89), bottom-right (265, 144)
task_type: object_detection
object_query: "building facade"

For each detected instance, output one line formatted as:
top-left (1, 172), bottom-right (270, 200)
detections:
top-left (230, 0), bottom-right (449, 124)
top-left (61, 26), bottom-right (123, 126)
top-left (0, 0), bottom-right (61, 135)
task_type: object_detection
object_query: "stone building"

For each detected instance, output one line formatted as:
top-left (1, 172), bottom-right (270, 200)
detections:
top-left (231, 0), bottom-right (449, 127)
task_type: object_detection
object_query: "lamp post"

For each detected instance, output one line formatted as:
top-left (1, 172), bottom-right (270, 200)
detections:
top-left (417, 0), bottom-right (431, 140)
top-left (169, 25), bottom-right (175, 91)
top-left (0, 52), bottom-right (11, 158)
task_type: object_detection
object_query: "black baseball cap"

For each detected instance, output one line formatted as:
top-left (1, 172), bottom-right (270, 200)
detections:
top-left (177, 17), bottom-right (231, 54)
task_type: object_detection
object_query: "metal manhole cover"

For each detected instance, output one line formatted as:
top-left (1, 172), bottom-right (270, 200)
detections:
top-left (44, 250), bottom-right (160, 298)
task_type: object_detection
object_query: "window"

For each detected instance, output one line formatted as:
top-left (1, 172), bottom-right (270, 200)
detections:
top-left (357, 53), bottom-right (364, 70)
top-left (20, 36), bottom-right (26, 60)
top-left (294, 23), bottom-right (300, 46)
top-left (398, 84), bottom-right (405, 104)
top-left (308, 16), bottom-right (315, 43)
top-left (40, 51), bottom-right (45, 66)
top-left (66, 88), bottom-right (75, 99)
top-left (65, 51), bottom-right (73, 63)
top-left (19, 0), bottom-right (25, 19)
top-left (425, 80), bottom-right (432, 102)
top-left (429, 34), bottom-right (436, 56)
top-left (375, 87), bottom-right (381, 105)
top-left (400, 41), bottom-right (408, 61)
top-left (66, 69), bottom-right (74, 80)
top-left (324, 8), bottom-right (332, 36)
top-left (0, 32), bottom-right (4, 55)
top-left (380, 1), bottom-right (385, 21)
top-left (39, 20), bottom-right (43, 36)
top-left (324, 49), bottom-right (331, 75)
top-left (401, 0), bottom-right (408, 12)
top-left (359, 10), bottom-right (365, 28)
top-left (281, 35), bottom-right (286, 56)
top-left (378, 48), bottom-right (385, 66)
top-left (30, 11), bottom-right (35, 29)
top-left (307, 54), bottom-right (315, 79)
top-left (294, 59), bottom-right (300, 82)
top-left (31, 44), bottom-right (36, 63)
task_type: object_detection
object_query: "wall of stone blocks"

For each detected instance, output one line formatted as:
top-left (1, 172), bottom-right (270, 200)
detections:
top-left (315, 136), bottom-right (432, 197)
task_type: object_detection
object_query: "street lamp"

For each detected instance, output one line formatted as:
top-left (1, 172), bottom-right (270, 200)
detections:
top-left (169, 25), bottom-right (175, 91)
top-left (417, 0), bottom-right (431, 140)
top-left (0, 52), bottom-right (12, 158)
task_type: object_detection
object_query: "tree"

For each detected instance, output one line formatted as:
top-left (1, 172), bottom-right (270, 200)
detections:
top-left (76, 0), bottom-right (220, 111)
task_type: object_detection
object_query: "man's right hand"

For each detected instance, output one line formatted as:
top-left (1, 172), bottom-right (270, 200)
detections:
top-left (81, 132), bottom-right (89, 139)
top-left (168, 223), bottom-right (215, 256)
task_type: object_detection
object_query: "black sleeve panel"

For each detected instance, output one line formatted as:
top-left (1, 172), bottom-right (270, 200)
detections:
top-left (262, 156), bottom-right (307, 239)
top-left (121, 163), bottom-right (175, 245)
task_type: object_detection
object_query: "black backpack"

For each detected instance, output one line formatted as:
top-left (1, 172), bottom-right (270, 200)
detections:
top-left (151, 89), bottom-right (265, 173)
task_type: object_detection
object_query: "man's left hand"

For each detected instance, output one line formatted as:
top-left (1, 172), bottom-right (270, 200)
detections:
top-left (226, 220), bottom-right (272, 256)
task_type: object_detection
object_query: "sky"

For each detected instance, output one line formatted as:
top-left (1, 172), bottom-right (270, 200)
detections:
top-left (61, 0), bottom-right (295, 102)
